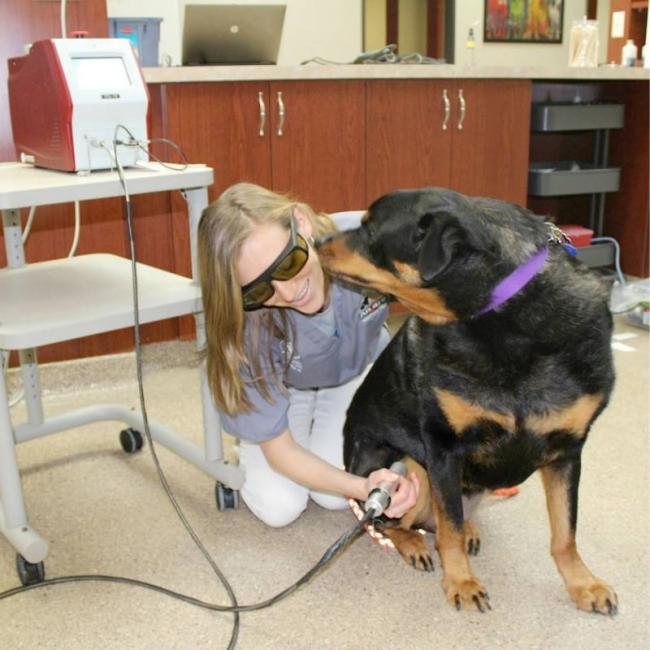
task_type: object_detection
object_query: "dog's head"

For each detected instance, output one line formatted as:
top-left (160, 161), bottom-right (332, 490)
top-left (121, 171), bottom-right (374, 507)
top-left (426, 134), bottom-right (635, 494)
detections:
top-left (318, 188), bottom-right (548, 324)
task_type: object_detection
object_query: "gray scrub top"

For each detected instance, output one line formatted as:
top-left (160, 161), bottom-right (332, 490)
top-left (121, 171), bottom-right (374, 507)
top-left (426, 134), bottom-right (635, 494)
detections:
top-left (219, 281), bottom-right (390, 442)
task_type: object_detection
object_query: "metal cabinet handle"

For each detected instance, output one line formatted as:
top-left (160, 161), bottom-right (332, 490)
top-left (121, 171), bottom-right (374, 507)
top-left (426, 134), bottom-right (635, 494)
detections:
top-left (276, 91), bottom-right (285, 136)
top-left (442, 89), bottom-right (450, 130)
top-left (257, 91), bottom-right (266, 136)
top-left (457, 88), bottom-right (466, 130)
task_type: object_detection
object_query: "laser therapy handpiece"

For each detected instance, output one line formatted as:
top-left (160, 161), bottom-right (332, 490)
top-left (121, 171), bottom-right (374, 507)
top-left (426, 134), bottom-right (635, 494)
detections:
top-left (364, 461), bottom-right (408, 517)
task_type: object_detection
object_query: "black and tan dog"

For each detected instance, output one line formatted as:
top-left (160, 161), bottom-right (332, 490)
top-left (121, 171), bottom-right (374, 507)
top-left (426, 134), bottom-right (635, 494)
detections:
top-left (317, 187), bottom-right (617, 615)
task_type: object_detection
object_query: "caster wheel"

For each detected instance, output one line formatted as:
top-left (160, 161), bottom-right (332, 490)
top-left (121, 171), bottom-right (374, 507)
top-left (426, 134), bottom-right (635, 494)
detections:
top-left (16, 554), bottom-right (45, 586)
top-left (215, 482), bottom-right (240, 511)
top-left (119, 428), bottom-right (144, 454)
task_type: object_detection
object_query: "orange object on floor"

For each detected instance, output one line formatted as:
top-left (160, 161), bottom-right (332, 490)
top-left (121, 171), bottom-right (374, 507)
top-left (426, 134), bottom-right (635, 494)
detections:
top-left (492, 486), bottom-right (520, 498)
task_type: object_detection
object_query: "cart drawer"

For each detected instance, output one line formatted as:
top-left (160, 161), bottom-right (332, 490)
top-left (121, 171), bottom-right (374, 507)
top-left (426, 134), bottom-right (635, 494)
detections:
top-left (528, 161), bottom-right (621, 196)
top-left (576, 242), bottom-right (616, 268)
top-left (531, 103), bottom-right (624, 131)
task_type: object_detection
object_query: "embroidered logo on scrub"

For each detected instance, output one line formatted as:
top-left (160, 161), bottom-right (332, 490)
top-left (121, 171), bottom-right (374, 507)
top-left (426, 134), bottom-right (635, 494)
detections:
top-left (359, 295), bottom-right (388, 320)
top-left (280, 339), bottom-right (303, 373)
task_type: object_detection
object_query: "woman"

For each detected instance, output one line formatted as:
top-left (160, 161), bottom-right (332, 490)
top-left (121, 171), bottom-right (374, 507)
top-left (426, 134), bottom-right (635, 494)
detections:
top-left (198, 183), bottom-right (419, 527)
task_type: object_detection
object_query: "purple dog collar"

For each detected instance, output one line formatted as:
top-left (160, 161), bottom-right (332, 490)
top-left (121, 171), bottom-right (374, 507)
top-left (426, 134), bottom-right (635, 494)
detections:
top-left (477, 246), bottom-right (549, 315)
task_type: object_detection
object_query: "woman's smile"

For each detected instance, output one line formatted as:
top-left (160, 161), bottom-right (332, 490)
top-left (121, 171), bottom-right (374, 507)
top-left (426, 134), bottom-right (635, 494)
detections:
top-left (291, 278), bottom-right (310, 305)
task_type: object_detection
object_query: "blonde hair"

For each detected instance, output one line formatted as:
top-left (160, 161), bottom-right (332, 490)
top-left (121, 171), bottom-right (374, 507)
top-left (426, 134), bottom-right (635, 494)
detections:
top-left (198, 182), bottom-right (336, 415)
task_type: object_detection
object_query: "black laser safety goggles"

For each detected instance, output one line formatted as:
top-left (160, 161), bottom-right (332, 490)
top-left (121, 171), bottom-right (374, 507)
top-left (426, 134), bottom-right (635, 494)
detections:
top-left (241, 216), bottom-right (310, 311)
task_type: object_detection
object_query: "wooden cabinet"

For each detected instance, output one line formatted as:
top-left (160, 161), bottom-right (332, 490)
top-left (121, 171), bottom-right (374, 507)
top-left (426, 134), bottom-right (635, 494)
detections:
top-left (164, 80), bottom-right (366, 213)
top-left (165, 81), bottom-right (273, 202)
top-left (366, 80), bottom-right (452, 199)
top-left (449, 80), bottom-right (531, 204)
top-left (268, 81), bottom-right (366, 212)
top-left (366, 79), bottom-right (531, 206)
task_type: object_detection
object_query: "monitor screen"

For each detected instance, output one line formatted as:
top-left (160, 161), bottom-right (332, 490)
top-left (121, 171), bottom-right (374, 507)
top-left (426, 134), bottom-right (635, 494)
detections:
top-left (71, 57), bottom-right (131, 89)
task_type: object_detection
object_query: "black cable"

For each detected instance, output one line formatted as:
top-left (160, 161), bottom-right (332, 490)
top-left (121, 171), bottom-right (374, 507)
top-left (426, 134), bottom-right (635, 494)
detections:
top-left (113, 124), bottom-right (189, 171)
top-left (147, 137), bottom-right (190, 170)
top-left (0, 512), bottom-right (371, 612)
top-left (114, 126), bottom-right (241, 646)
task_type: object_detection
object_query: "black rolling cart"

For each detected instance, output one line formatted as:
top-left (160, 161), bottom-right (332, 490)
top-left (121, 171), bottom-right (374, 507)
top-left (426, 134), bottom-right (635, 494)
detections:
top-left (528, 101), bottom-right (625, 278)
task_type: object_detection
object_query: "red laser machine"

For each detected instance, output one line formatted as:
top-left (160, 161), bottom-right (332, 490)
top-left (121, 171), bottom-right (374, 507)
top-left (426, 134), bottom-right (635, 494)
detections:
top-left (8, 38), bottom-right (149, 172)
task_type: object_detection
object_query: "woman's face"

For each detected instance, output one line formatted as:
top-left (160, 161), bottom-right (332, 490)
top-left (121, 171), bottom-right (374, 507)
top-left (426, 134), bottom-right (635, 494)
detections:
top-left (236, 209), bottom-right (327, 314)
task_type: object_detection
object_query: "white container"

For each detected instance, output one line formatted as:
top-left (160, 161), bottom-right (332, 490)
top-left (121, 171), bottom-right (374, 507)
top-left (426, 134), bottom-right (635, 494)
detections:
top-left (621, 39), bottom-right (637, 67)
top-left (568, 18), bottom-right (599, 67)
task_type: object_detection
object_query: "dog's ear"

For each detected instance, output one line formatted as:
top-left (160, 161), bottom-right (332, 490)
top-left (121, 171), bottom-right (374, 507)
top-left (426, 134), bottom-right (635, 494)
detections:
top-left (415, 211), bottom-right (465, 283)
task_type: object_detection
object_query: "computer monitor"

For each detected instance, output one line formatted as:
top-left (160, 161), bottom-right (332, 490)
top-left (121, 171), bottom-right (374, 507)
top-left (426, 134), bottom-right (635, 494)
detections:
top-left (182, 4), bottom-right (286, 65)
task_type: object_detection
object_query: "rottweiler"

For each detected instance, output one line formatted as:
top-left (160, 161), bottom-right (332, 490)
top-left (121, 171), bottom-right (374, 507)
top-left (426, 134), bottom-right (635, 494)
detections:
top-left (317, 187), bottom-right (617, 615)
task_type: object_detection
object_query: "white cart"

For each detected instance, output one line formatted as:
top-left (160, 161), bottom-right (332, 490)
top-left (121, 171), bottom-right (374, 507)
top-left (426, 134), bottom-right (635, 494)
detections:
top-left (0, 162), bottom-right (244, 584)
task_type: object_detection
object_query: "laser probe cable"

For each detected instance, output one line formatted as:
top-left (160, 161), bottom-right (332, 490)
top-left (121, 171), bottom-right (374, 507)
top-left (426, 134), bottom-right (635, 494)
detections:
top-left (0, 126), bottom-right (407, 649)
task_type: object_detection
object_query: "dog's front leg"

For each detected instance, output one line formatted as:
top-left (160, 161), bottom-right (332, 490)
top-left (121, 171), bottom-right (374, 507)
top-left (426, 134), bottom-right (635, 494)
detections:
top-left (540, 461), bottom-right (618, 615)
top-left (430, 457), bottom-right (490, 612)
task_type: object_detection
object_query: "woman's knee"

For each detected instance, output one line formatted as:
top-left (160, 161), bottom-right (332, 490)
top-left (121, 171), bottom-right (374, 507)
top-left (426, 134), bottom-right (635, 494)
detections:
top-left (242, 485), bottom-right (308, 528)
top-left (310, 491), bottom-right (350, 512)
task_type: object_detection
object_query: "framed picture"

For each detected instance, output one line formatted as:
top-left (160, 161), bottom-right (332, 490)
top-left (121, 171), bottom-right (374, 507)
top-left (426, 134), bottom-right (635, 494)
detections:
top-left (484, 0), bottom-right (564, 43)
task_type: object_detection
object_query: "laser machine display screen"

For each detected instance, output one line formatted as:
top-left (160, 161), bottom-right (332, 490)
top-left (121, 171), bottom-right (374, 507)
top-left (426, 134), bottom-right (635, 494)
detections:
top-left (71, 56), bottom-right (132, 90)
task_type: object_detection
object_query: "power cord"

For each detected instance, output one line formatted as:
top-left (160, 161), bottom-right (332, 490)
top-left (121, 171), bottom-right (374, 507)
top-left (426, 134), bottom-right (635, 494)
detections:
top-left (590, 236), bottom-right (625, 287)
top-left (112, 123), bottom-right (240, 649)
top-left (0, 511), bottom-right (372, 613)
top-left (302, 44), bottom-right (445, 65)
top-left (0, 126), bottom-right (374, 649)
top-left (113, 130), bottom-right (189, 172)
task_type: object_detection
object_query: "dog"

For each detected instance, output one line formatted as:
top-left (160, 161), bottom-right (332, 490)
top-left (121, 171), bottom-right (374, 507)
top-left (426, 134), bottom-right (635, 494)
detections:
top-left (317, 187), bottom-right (617, 615)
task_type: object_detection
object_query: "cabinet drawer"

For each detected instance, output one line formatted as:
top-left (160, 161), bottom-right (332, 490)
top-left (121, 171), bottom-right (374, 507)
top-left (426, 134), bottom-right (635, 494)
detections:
top-left (575, 242), bottom-right (616, 268)
top-left (528, 161), bottom-right (621, 196)
top-left (531, 103), bottom-right (624, 131)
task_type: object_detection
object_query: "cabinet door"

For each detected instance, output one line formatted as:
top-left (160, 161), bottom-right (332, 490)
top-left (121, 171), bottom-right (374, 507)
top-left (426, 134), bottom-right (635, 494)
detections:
top-left (449, 80), bottom-right (531, 206)
top-left (366, 80), bottom-right (452, 205)
top-left (165, 81), bottom-right (273, 201)
top-left (268, 80), bottom-right (365, 213)
top-left (164, 82), bottom-right (273, 339)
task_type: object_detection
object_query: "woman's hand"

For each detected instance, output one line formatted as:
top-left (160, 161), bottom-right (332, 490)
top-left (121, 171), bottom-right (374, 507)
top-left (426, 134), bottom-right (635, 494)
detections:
top-left (364, 468), bottom-right (420, 519)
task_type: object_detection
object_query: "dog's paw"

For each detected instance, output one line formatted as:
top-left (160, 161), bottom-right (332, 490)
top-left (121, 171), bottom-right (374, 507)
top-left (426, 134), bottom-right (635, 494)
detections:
top-left (443, 575), bottom-right (491, 612)
top-left (463, 520), bottom-right (481, 556)
top-left (570, 580), bottom-right (618, 616)
top-left (402, 544), bottom-right (435, 573)
top-left (383, 528), bottom-right (435, 572)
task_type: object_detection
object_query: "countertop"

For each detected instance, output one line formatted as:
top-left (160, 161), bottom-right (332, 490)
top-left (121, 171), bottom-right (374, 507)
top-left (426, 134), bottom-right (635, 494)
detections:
top-left (143, 64), bottom-right (650, 84)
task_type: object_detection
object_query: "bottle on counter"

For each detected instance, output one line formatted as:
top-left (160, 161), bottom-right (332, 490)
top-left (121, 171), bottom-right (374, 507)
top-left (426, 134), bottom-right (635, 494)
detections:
top-left (466, 27), bottom-right (476, 66)
top-left (621, 39), bottom-right (637, 67)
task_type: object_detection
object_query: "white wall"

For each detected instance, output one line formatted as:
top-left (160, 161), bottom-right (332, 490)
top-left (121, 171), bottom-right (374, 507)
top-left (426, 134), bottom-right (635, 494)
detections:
top-left (454, 0), bottom-right (602, 67)
top-left (597, 0), bottom-right (611, 64)
top-left (106, 0), bottom-right (362, 66)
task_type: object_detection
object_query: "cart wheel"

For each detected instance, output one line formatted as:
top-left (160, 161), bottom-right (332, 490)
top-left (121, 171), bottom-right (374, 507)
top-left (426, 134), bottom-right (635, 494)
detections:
top-left (119, 428), bottom-right (144, 454)
top-left (215, 482), bottom-right (240, 511)
top-left (16, 554), bottom-right (45, 586)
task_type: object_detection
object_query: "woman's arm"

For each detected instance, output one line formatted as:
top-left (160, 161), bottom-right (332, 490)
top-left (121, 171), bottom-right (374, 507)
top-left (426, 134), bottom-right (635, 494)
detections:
top-left (260, 429), bottom-right (419, 518)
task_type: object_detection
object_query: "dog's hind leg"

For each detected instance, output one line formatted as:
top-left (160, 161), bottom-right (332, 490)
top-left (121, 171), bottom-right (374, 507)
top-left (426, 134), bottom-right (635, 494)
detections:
top-left (540, 462), bottom-right (618, 615)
